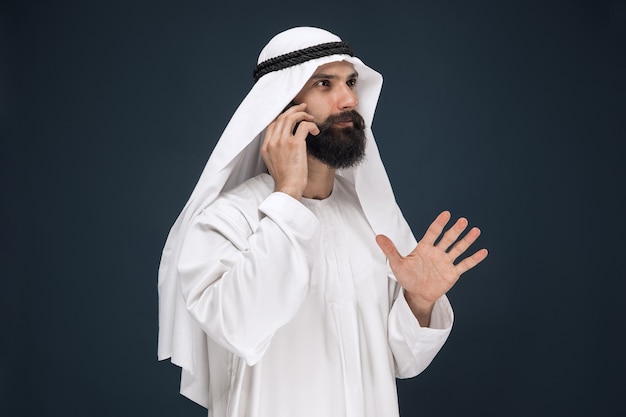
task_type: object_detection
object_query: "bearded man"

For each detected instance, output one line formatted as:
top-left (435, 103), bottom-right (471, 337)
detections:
top-left (158, 27), bottom-right (488, 417)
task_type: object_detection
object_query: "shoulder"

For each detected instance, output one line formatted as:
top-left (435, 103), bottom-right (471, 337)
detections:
top-left (192, 174), bottom-right (274, 240)
top-left (220, 173), bottom-right (274, 204)
top-left (208, 173), bottom-right (274, 217)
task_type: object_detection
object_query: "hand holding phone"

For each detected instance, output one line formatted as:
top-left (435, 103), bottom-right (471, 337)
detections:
top-left (261, 103), bottom-right (320, 200)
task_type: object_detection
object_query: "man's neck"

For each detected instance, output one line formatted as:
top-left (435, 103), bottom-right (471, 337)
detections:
top-left (302, 157), bottom-right (335, 200)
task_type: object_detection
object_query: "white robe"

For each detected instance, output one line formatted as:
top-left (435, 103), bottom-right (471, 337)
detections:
top-left (177, 173), bottom-right (453, 417)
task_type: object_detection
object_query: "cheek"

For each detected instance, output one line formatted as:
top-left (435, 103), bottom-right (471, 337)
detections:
top-left (305, 102), bottom-right (331, 122)
top-left (296, 92), bottom-right (332, 121)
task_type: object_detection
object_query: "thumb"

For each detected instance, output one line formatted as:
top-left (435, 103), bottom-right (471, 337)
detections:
top-left (375, 234), bottom-right (403, 267)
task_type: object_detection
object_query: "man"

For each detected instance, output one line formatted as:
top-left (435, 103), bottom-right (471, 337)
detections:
top-left (158, 27), bottom-right (488, 417)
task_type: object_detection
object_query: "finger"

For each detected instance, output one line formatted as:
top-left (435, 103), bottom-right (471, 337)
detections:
top-left (265, 110), bottom-right (314, 152)
top-left (420, 211), bottom-right (451, 246)
top-left (448, 226), bottom-right (481, 259)
top-left (273, 102), bottom-right (306, 121)
top-left (270, 113), bottom-right (290, 139)
top-left (294, 120), bottom-right (320, 139)
top-left (289, 112), bottom-right (316, 136)
top-left (261, 128), bottom-right (273, 166)
top-left (275, 105), bottom-right (315, 136)
top-left (282, 102), bottom-right (307, 115)
top-left (375, 234), bottom-right (403, 268)
top-left (436, 217), bottom-right (468, 251)
top-left (455, 248), bottom-right (489, 275)
top-left (263, 120), bottom-right (277, 147)
top-left (272, 112), bottom-right (314, 139)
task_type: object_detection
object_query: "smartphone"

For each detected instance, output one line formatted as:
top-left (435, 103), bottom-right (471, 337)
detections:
top-left (282, 101), bottom-right (302, 135)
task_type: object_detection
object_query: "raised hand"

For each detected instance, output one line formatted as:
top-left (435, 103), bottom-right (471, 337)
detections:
top-left (376, 211), bottom-right (488, 326)
top-left (261, 103), bottom-right (320, 200)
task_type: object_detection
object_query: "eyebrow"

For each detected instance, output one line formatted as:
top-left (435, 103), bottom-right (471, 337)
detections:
top-left (310, 71), bottom-right (359, 81)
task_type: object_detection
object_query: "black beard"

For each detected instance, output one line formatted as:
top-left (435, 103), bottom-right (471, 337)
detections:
top-left (305, 110), bottom-right (367, 169)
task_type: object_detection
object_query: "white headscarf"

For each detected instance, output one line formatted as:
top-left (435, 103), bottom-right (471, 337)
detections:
top-left (157, 26), bottom-right (417, 407)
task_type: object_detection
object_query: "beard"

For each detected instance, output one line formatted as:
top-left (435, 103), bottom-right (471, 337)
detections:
top-left (305, 110), bottom-right (367, 169)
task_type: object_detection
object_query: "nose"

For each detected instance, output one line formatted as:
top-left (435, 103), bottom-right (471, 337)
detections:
top-left (337, 84), bottom-right (358, 111)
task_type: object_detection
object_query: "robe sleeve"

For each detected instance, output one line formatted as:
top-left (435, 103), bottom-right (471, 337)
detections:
top-left (177, 190), bottom-right (320, 366)
top-left (387, 281), bottom-right (454, 378)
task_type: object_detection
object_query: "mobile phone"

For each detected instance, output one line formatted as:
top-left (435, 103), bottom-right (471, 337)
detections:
top-left (282, 101), bottom-right (302, 134)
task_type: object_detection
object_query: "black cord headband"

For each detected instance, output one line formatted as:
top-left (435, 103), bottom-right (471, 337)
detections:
top-left (253, 41), bottom-right (355, 82)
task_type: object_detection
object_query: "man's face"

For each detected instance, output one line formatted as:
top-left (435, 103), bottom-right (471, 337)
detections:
top-left (293, 61), bottom-right (360, 122)
top-left (293, 61), bottom-right (366, 169)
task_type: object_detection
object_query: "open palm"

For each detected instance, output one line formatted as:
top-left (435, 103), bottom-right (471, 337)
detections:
top-left (376, 211), bottom-right (488, 308)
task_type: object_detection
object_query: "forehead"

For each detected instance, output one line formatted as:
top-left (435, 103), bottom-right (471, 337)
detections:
top-left (310, 60), bottom-right (357, 77)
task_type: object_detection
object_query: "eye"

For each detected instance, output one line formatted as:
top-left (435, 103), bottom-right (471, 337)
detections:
top-left (347, 78), bottom-right (358, 88)
top-left (315, 79), bottom-right (331, 87)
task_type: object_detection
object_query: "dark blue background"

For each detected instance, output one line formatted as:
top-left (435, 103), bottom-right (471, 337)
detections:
top-left (2, 1), bottom-right (625, 416)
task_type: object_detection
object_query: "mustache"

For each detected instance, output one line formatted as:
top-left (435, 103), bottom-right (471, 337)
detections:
top-left (319, 110), bottom-right (365, 130)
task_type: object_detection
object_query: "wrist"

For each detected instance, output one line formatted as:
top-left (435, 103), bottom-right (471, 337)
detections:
top-left (275, 185), bottom-right (304, 201)
top-left (272, 176), bottom-right (306, 201)
top-left (404, 290), bottom-right (435, 327)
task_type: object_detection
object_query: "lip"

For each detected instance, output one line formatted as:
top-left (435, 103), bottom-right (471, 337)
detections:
top-left (334, 120), bottom-right (354, 128)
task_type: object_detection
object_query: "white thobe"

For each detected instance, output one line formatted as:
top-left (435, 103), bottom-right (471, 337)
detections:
top-left (177, 173), bottom-right (453, 417)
